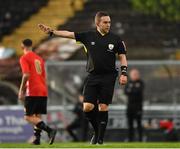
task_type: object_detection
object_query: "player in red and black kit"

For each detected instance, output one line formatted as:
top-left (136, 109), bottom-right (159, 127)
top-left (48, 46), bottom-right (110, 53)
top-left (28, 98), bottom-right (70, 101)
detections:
top-left (18, 39), bottom-right (57, 145)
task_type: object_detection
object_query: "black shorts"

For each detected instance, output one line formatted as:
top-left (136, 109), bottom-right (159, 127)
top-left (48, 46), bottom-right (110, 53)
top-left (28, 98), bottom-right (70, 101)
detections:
top-left (83, 73), bottom-right (117, 105)
top-left (24, 96), bottom-right (47, 116)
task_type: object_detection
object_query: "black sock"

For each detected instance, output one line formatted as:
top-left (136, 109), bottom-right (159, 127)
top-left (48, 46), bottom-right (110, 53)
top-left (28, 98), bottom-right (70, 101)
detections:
top-left (36, 121), bottom-right (52, 133)
top-left (84, 108), bottom-right (98, 135)
top-left (34, 127), bottom-right (42, 139)
top-left (98, 111), bottom-right (108, 142)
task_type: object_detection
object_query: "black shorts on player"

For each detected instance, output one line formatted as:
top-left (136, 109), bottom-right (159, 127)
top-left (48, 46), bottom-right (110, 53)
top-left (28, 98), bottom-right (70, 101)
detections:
top-left (24, 96), bottom-right (47, 115)
top-left (83, 73), bottom-right (118, 105)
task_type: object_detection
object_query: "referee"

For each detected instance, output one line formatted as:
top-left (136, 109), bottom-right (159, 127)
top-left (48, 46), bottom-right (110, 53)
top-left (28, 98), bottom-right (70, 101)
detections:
top-left (38, 11), bottom-right (128, 144)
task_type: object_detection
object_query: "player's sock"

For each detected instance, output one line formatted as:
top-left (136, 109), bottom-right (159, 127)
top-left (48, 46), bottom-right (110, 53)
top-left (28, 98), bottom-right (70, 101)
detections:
top-left (34, 127), bottom-right (41, 137)
top-left (34, 127), bottom-right (41, 138)
top-left (36, 121), bottom-right (52, 133)
top-left (84, 108), bottom-right (98, 137)
top-left (98, 111), bottom-right (108, 144)
top-left (33, 127), bottom-right (41, 145)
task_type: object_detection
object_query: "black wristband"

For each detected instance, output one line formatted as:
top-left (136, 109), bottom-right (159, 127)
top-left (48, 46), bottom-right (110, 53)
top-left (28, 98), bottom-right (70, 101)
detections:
top-left (121, 66), bottom-right (128, 76)
top-left (49, 31), bottom-right (54, 37)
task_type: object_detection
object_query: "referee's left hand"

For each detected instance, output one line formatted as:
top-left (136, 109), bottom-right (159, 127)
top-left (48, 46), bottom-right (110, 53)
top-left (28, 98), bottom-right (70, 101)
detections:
top-left (119, 75), bottom-right (127, 85)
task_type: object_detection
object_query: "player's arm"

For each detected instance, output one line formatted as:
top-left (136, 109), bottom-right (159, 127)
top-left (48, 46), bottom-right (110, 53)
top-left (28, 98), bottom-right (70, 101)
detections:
top-left (119, 54), bottom-right (127, 68)
top-left (19, 57), bottom-right (30, 101)
top-left (118, 54), bottom-right (128, 85)
top-left (38, 24), bottom-right (75, 39)
top-left (116, 40), bottom-right (128, 85)
top-left (19, 73), bottom-right (29, 101)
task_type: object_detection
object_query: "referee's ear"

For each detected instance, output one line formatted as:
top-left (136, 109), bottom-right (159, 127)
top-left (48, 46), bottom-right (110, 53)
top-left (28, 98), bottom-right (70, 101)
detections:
top-left (95, 17), bottom-right (99, 27)
top-left (94, 12), bottom-right (101, 26)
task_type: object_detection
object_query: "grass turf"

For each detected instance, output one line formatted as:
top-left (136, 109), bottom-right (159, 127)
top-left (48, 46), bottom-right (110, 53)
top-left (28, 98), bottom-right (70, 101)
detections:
top-left (0, 142), bottom-right (180, 148)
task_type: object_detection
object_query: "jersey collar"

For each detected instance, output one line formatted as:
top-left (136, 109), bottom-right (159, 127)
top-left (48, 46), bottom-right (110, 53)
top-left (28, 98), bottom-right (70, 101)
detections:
top-left (96, 29), bottom-right (109, 37)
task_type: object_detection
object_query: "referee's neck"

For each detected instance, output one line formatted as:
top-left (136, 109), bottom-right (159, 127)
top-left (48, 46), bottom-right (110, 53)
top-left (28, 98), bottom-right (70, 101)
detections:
top-left (97, 28), bottom-right (106, 36)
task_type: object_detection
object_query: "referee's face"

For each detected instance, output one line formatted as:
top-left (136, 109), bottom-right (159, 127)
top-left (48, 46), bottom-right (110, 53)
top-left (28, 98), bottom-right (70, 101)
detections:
top-left (97, 16), bottom-right (111, 34)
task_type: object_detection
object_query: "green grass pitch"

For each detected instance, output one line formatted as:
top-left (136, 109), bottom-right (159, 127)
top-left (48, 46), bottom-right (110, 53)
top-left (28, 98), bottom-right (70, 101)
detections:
top-left (1, 142), bottom-right (180, 148)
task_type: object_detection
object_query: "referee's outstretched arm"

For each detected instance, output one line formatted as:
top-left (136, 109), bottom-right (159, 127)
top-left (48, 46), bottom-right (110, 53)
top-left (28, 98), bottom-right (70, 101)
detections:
top-left (38, 24), bottom-right (75, 39)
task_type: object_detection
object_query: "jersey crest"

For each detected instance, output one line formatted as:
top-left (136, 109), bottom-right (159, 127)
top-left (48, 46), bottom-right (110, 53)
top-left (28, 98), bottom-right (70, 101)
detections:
top-left (108, 44), bottom-right (114, 50)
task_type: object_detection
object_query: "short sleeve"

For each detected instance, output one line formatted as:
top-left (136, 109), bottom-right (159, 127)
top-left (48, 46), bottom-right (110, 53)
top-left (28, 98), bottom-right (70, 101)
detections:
top-left (20, 57), bottom-right (30, 74)
top-left (116, 40), bottom-right (127, 55)
top-left (74, 31), bottom-right (89, 44)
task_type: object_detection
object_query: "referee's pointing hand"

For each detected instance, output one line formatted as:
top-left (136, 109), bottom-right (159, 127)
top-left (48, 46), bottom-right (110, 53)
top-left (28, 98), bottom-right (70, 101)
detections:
top-left (38, 24), bottom-right (53, 34)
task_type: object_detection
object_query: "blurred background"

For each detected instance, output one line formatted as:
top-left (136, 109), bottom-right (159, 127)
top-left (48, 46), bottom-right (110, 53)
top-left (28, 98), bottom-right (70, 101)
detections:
top-left (0, 0), bottom-right (180, 143)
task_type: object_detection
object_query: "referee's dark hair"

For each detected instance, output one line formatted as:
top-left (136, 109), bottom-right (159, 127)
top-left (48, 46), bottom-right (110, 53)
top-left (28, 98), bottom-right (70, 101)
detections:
top-left (22, 39), bottom-right (33, 47)
top-left (95, 11), bottom-right (110, 24)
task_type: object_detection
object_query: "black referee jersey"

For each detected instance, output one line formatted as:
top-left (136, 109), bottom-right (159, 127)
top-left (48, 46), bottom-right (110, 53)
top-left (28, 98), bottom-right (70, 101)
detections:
top-left (75, 30), bottom-right (126, 74)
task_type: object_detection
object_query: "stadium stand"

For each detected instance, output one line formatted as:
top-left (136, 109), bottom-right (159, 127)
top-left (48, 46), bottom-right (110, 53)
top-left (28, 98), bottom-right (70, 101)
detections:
top-left (0, 0), bottom-right (85, 56)
top-left (0, 0), bottom-right (48, 40)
